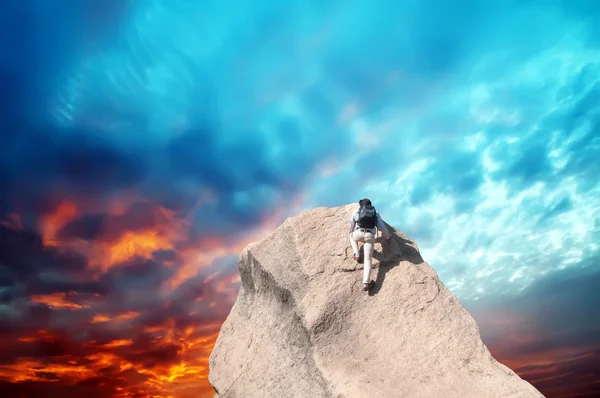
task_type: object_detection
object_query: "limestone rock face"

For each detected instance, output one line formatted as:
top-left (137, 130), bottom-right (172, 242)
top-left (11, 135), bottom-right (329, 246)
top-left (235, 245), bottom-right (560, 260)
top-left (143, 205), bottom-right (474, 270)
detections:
top-left (208, 204), bottom-right (544, 398)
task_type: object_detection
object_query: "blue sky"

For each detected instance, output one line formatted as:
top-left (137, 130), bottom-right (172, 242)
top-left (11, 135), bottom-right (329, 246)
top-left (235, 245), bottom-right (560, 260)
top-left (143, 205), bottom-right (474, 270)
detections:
top-left (1, 0), bottom-right (599, 396)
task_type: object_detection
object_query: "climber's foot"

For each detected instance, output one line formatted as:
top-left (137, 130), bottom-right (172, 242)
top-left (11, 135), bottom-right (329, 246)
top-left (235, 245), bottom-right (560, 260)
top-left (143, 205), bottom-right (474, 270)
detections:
top-left (363, 280), bottom-right (375, 291)
top-left (353, 254), bottom-right (360, 261)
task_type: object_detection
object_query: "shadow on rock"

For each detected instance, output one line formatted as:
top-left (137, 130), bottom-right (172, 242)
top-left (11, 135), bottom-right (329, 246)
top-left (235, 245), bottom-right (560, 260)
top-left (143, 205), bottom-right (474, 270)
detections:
top-left (357, 231), bottom-right (423, 296)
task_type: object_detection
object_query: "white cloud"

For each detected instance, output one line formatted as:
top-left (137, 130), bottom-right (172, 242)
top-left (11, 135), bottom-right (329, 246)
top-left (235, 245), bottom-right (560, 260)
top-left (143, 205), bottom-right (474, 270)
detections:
top-left (303, 34), bottom-right (600, 302)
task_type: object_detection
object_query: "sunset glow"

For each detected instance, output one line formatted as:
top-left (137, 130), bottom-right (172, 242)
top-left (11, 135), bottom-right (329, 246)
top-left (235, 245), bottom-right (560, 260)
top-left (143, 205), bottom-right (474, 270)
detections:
top-left (0, 192), bottom-right (244, 397)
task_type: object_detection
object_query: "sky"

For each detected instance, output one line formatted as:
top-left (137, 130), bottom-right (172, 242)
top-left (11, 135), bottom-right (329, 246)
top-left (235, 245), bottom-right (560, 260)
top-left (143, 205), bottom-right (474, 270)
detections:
top-left (0, 0), bottom-right (599, 397)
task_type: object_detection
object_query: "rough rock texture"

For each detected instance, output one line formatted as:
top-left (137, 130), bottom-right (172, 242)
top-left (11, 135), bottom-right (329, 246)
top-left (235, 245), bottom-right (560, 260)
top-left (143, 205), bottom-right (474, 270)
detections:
top-left (208, 204), bottom-right (544, 398)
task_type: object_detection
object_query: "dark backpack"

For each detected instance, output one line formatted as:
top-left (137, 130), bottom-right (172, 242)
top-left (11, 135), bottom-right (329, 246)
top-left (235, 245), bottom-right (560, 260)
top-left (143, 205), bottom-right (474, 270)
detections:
top-left (357, 204), bottom-right (377, 229)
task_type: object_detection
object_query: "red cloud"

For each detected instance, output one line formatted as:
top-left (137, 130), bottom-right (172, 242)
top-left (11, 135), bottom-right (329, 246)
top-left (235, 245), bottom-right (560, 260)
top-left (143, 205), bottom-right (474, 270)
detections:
top-left (0, 194), bottom-right (249, 397)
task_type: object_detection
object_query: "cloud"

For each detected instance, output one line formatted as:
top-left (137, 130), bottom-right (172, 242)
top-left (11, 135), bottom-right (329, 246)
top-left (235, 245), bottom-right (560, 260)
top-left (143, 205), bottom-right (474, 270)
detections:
top-left (0, 226), bottom-right (101, 296)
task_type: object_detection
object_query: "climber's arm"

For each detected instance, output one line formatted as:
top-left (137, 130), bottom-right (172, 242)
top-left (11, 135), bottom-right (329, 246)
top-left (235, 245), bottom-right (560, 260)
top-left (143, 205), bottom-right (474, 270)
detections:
top-left (349, 212), bottom-right (357, 235)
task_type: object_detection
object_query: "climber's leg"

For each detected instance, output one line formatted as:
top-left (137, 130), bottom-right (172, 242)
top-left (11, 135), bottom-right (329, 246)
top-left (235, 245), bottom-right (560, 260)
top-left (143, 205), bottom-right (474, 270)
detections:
top-left (349, 230), bottom-right (362, 261)
top-left (362, 232), bottom-right (375, 287)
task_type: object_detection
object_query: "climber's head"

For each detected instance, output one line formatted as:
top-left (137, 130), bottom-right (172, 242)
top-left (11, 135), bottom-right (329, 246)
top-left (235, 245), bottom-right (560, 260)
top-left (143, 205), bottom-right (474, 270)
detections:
top-left (359, 198), bottom-right (372, 207)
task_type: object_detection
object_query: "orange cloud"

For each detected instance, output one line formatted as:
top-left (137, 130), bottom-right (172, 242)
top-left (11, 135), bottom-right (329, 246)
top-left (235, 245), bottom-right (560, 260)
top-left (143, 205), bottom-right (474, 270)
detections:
top-left (0, 325), bottom-right (221, 397)
top-left (102, 339), bottom-right (134, 348)
top-left (30, 292), bottom-right (87, 309)
top-left (97, 203), bottom-right (189, 271)
top-left (41, 200), bottom-right (79, 246)
top-left (103, 229), bottom-right (175, 269)
top-left (92, 311), bottom-right (139, 324)
top-left (169, 245), bottom-right (232, 290)
top-left (91, 314), bottom-right (111, 323)
top-left (0, 359), bottom-right (95, 383)
top-left (37, 197), bottom-right (191, 272)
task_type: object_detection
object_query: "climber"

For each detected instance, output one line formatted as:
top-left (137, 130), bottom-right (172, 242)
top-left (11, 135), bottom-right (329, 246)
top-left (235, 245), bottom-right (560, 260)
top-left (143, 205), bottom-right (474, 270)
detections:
top-left (349, 198), bottom-right (391, 291)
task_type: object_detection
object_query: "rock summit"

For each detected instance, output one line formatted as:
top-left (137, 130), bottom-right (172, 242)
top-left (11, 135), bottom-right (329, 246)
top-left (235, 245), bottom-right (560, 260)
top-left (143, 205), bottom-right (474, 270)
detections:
top-left (208, 204), bottom-right (543, 398)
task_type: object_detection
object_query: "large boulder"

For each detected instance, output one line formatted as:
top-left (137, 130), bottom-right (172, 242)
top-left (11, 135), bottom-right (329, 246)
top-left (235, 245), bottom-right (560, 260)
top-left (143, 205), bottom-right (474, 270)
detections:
top-left (208, 204), bottom-right (544, 398)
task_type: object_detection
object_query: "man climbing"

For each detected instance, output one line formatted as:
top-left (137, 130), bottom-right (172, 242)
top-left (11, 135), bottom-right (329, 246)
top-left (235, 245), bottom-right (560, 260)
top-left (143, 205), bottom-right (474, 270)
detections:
top-left (349, 198), bottom-right (391, 291)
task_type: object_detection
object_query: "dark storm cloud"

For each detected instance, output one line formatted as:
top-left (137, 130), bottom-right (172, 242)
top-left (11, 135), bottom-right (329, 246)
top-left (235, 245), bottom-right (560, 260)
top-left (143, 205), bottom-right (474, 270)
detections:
top-left (100, 258), bottom-right (173, 293)
top-left (0, 379), bottom-right (123, 398)
top-left (0, 226), bottom-right (102, 296)
top-left (0, 124), bottom-right (150, 224)
top-left (57, 201), bottom-right (169, 242)
top-left (520, 267), bottom-right (600, 330)
top-left (469, 260), bottom-right (600, 333)
top-left (165, 128), bottom-right (291, 228)
top-left (54, 134), bottom-right (147, 192)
